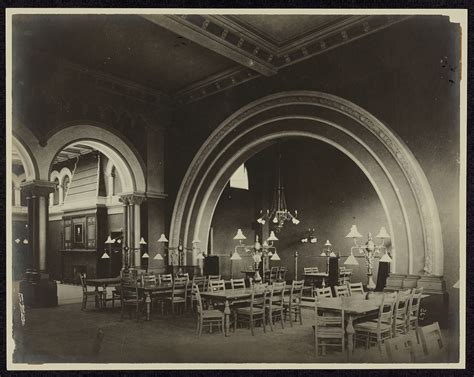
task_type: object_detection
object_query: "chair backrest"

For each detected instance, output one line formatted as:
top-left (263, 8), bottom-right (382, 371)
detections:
top-left (230, 278), bottom-right (245, 290)
top-left (334, 285), bottom-right (350, 297)
top-left (172, 279), bottom-right (188, 300)
top-left (348, 282), bottom-right (364, 296)
top-left (142, 274), bottom-right (157, 287)
top-left (311, 267), bottom-right (319, 273)
top-left (394, 291), bottom-right (411, 321)
top-left (269, 281), bottom-right (285, 307)
top-left (408, 287), bottom-right (423, 319)
top-left (192, 276), bottom-right (207, 291)
top-left (377, 294), bottom-right (396, 330)
top-left (159, 274), bottom-right (173, 284)
top-left (208, 274), bottom-right (221, 280)
top-left (314, 298), bottom-right (344, 332)
top-left (121, 268), bottom-right (138, 279)
top-left (192, 284), bottom-right (203, 314)
top-left (303, 267), bottom-right (313, 274)
top-left (209, 279), bottom-right (226, 292)
top-left (314, 286), bottom-right (333, 298)
top-left (270, 267), bottom-right (279, 279)
top-left (419, 322), bottom-right (445, 356)
top-left (121, 278), bottom-right (139, 300)
top-left (278, 267), bottom-right (288, 280)
top-left (250, 285), bottom-right (267, 312)
top-left (289, 280), bottom-right (305, 302)
top-left (385, 334), bottom-right (415, 363)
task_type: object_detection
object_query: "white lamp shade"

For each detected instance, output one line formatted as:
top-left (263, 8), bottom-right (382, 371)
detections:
top-left (262, 240), bottom-right (269, 248)
top-left (254, 240), bottom-right (262, 250)
top-left (292, 217), bottom-right (300, 225)
top-left (267, 231), bottom-right (279, 242)
top-left (344, 253), bottom-right (359, 266)
top-left (270, 251), bottom-right (281, 261)
top-left (324, 240), bottom-right (332, 247)
top-left (101, 251), bottom-right (110, 259)
top-left (192, 237), bottom-right (201, 244)
top-left (139, 237), bottom-right (147, 245)
top-left (230, 251), bottom-right (242, 260)
top-left (153, 252), bottom-right (164, 260)
top-left (453, 280), bottom-right (460, 289)
top-left (116, 239), bottom-right (122, 244)
top-left (196, 252), bottom-right (205, 260)
top-left (346, 225), bottom-right (363, 238)
top-left (301, 238), bottom-right (308, 243)
top-left (105, 235), bottom-right (114, 244)
top-left (233, 229), bottom-right (247, 240)
top-left (376, 226), bottom-right (390, 239)
top-left (23, 239), bottom-right (29, 244)
top-left (272, 217), bottom-right (278, 223)
top-left (15, 238), bottom-right (20, 244)
top-left (379, 252), bottom-right (393, 263)
top-left (329, 251), bottom-right (337, 258)
top-left (157, 234), bottom-right (168, 243)
top-left (320, 251), bottom-right (327, 257)
top-left (310, 237), bottom-right (317, 244)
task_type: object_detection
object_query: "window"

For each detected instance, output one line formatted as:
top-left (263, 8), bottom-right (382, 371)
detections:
top-left (62, 175), bottom-right (70, 202)
top-left (229, 163), bottom-right (249, 190)
top-left (53, 178), bottom-right (60, 205)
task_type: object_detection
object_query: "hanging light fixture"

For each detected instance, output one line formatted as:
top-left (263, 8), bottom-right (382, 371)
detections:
top-left (256, 143), bottom-right (299, 232)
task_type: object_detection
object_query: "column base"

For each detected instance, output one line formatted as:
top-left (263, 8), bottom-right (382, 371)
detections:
top-left (19, 271), bottom-right (58, 308)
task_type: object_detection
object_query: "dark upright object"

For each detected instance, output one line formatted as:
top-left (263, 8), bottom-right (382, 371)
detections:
top-left (203, 255), bottom-right (219, 276)
top-left (375, 262), bottom-right (390, 291)
top-left (328, 257), bottom-right (339, 288)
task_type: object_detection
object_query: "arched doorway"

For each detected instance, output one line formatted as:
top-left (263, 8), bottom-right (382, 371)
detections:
top-left (170, 91), bottom-right (443, 277)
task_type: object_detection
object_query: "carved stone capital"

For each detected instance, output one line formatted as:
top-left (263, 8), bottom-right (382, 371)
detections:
top-left (119, 192), bottom-right (147, 206)
top-left (20, 180), bottom-right (56, 198)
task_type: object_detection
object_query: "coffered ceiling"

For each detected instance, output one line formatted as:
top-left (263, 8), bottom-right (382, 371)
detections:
top-left (12, 13), bottom-right (410, 107)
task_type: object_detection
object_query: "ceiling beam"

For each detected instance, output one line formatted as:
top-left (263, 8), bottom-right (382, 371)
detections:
top-left (142, 15), bottom-right (277, 77)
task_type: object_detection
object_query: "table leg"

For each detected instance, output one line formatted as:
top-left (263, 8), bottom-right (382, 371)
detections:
top-left (346, 314), bottom-right (355, 360)
top-left (95, 286), bottom-right (100, 308)
top-left (102, 284), bottom-right (107, 308)
top-left (224, 299), bottom-right (231, 337)
top-left (145, 292), bottom-right (151, 321)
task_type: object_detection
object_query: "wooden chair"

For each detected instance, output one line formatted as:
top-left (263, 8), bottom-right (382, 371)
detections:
top-left (79, 273), bottom-right (103, 310)
top-left (348, 282), bottom-right (365, 296)
top-left (354, 293), bottom-right (396, 351)
top-left (392, 290), bottom-right (412, 335)
top-left (193, 284), bottom-right (225, 336)
top-left (159, 274), bottom-right (173, 284)
top-left (166, 278), bottom-right (188, 315)
top-left (418, 322), bottom-right (446, 361)
top-left (190, 276), bottom-right (207, 310)
top-left (407, 287), bottom-right (423, 338)
top-left (313, 298), bottom-right (345, 356)
top-left (269, 267), bottom-right (279, 282)
top-left (304, 267), bottom-right (313, 274)
top-left (334, 285), bottom-right (350, 297)
top-left (230, 278), bottom-right (246, 290)
top-left (234, 285), bottom-right (267, 336)
top-left (384, 332), bottom-right (420, 363)
top-left (120, 279), bottom-right (143, 321)
top-left (311, 267), bottom-right (319, 273)
top-left (283, 280), bottom-right (305, 326)
top-left (266, 281), bottom-right (285, 331)
top-left (279, 266), bottom-right (288, 281)
top-left (314, 286), bottom-right (333, 298)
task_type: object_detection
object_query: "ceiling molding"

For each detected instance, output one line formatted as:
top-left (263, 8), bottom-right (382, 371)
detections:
top-left (174, 15), bottom-right (412, 106)
top-left (142, 14), bottom-right (277, 77)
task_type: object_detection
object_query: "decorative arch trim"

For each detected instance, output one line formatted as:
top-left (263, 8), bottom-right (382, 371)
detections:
top-left (170, 91), bottom-right (443, 276)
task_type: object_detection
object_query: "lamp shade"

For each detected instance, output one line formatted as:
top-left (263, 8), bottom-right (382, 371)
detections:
top-left (379, 252), bottom-right (393, 263)
top-left (157, 234), bottom-right (168, 243)
top-left (23, 239), bottom-right (28, 244)
top-left (139, 237), bottom-right (147, 245)
top-left (101, 251), bottom-right (110, 259)
top-left (376, 226), bottom-right (390, 239)
top-left (453, 280), bottom-right (460, 289)
top-left (262, 240), bottom-right (269, 248)
top-left (230, 250), bottom-right (242, 260)
top-left (310, 236), bottom-right (317, 244)
top-left (344, 253), bottom-right (359, 266)
top-left (196, 252), bottom-right (205, 260)
top-left (105, 235), bottom-right (115, 244)
top-left (320, 251), bottom-right (327, 257)
top-left (292, 217), bottom-right (300, 225)
top-left (270, 251), bottom-right (281, 261)
top-left (329, 251), bottom-right (337, 258)
top-left (15, 238), bottom-right (20, 244)
top-left (324, 240), bottom-right (332, 247)
top-left (346, 225), bottom-right (362, 238)
top-left (267, 231), bottom-right (279, 242)
top-left (153, 252), bottom-right (163, 260)
top-left (142, 252), bottom-right (150, 259)
top-left (254, 240), bottom-right (262, 250)
top-left (233, 229), bottom-right (247, 240)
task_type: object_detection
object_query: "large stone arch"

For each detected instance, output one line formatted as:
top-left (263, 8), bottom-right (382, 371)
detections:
top-left (12, 136), bottom-right (38, 182)
top-left (170, 91), bottom-right (443, 276)
top-left (41, 124), bottom-right (146, 194)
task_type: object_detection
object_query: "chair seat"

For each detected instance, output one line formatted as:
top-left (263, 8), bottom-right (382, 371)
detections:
top-left (267, 305), bottom-right (284, 312)
top-left (394, 318), bottom-right (407, 325)
top-left (167, 297), bottom-right (186, 303)
top-left (202, 309), bottom-right (224, 319)
top-left (354, 321), bottom-right (391, 332)
top-left (312, 325), bottom-right (344, 337)
top-left (409, 315), bottom-right (418, 321)
top-left (236, 307), bottom-right (265, 315)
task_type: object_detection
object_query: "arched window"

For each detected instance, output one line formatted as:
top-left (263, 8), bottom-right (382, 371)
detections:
top-left (53, 178), bottom-right (60, 205)
top-left (62, 175), bottom-right (70, 202)
top-left (20, 179), bottom-right (27, 206)
top-left (12, 183), bottom-right (16, 206)
top-left (229, 163), bottom-right (249, 190)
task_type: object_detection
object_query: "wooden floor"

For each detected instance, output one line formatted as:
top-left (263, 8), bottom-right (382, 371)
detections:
top-left (10, 282), bottom-right (460, 365)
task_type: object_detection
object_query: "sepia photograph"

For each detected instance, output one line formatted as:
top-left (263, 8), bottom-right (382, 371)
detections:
top-left (5, 8), bottom-right (467, 370)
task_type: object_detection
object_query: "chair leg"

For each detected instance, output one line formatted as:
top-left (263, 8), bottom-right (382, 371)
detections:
top-left (289, 306), bottom-right (293, 327)
top-left (250, 316), bottom-right (255, 336)
top-left (269, 311), bottom-right (274, 332)
top-left (221, 316), bottom-right (225, 336)
top-left (280, 308), bottom-right (285, 329)
top-left (262, 314), bottom-right (266, 333)
top-left (198, 318), bottom-right (203, 337)
top-left (299, 307), bottom-right (303, 325)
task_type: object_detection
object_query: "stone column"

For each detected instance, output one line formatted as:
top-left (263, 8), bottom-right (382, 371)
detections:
top-left (20, 180), bottom-right (58, 307)
top-left (119, 193), bottom-right (146, 269)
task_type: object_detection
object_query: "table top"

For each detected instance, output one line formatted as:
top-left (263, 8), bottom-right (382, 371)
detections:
top-left (86, 277), bottom-right (121, 285)
top-left (201, 285), bottom-right (310, 300)
top-left (303, 273), bottom-right (329, 277)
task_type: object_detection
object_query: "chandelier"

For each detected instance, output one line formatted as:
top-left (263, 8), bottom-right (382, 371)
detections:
top-left (256, 145), bottom-right (300, 232)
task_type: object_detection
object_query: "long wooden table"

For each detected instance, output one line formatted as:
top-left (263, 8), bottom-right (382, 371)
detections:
top-left (316, 293), bottom-right (429, 359)
top-left (86, 277), bottom-right (121, 308)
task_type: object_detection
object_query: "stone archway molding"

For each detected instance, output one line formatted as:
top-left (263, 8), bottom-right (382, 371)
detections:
top-left (170, 91), bottom-right (443, 276)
